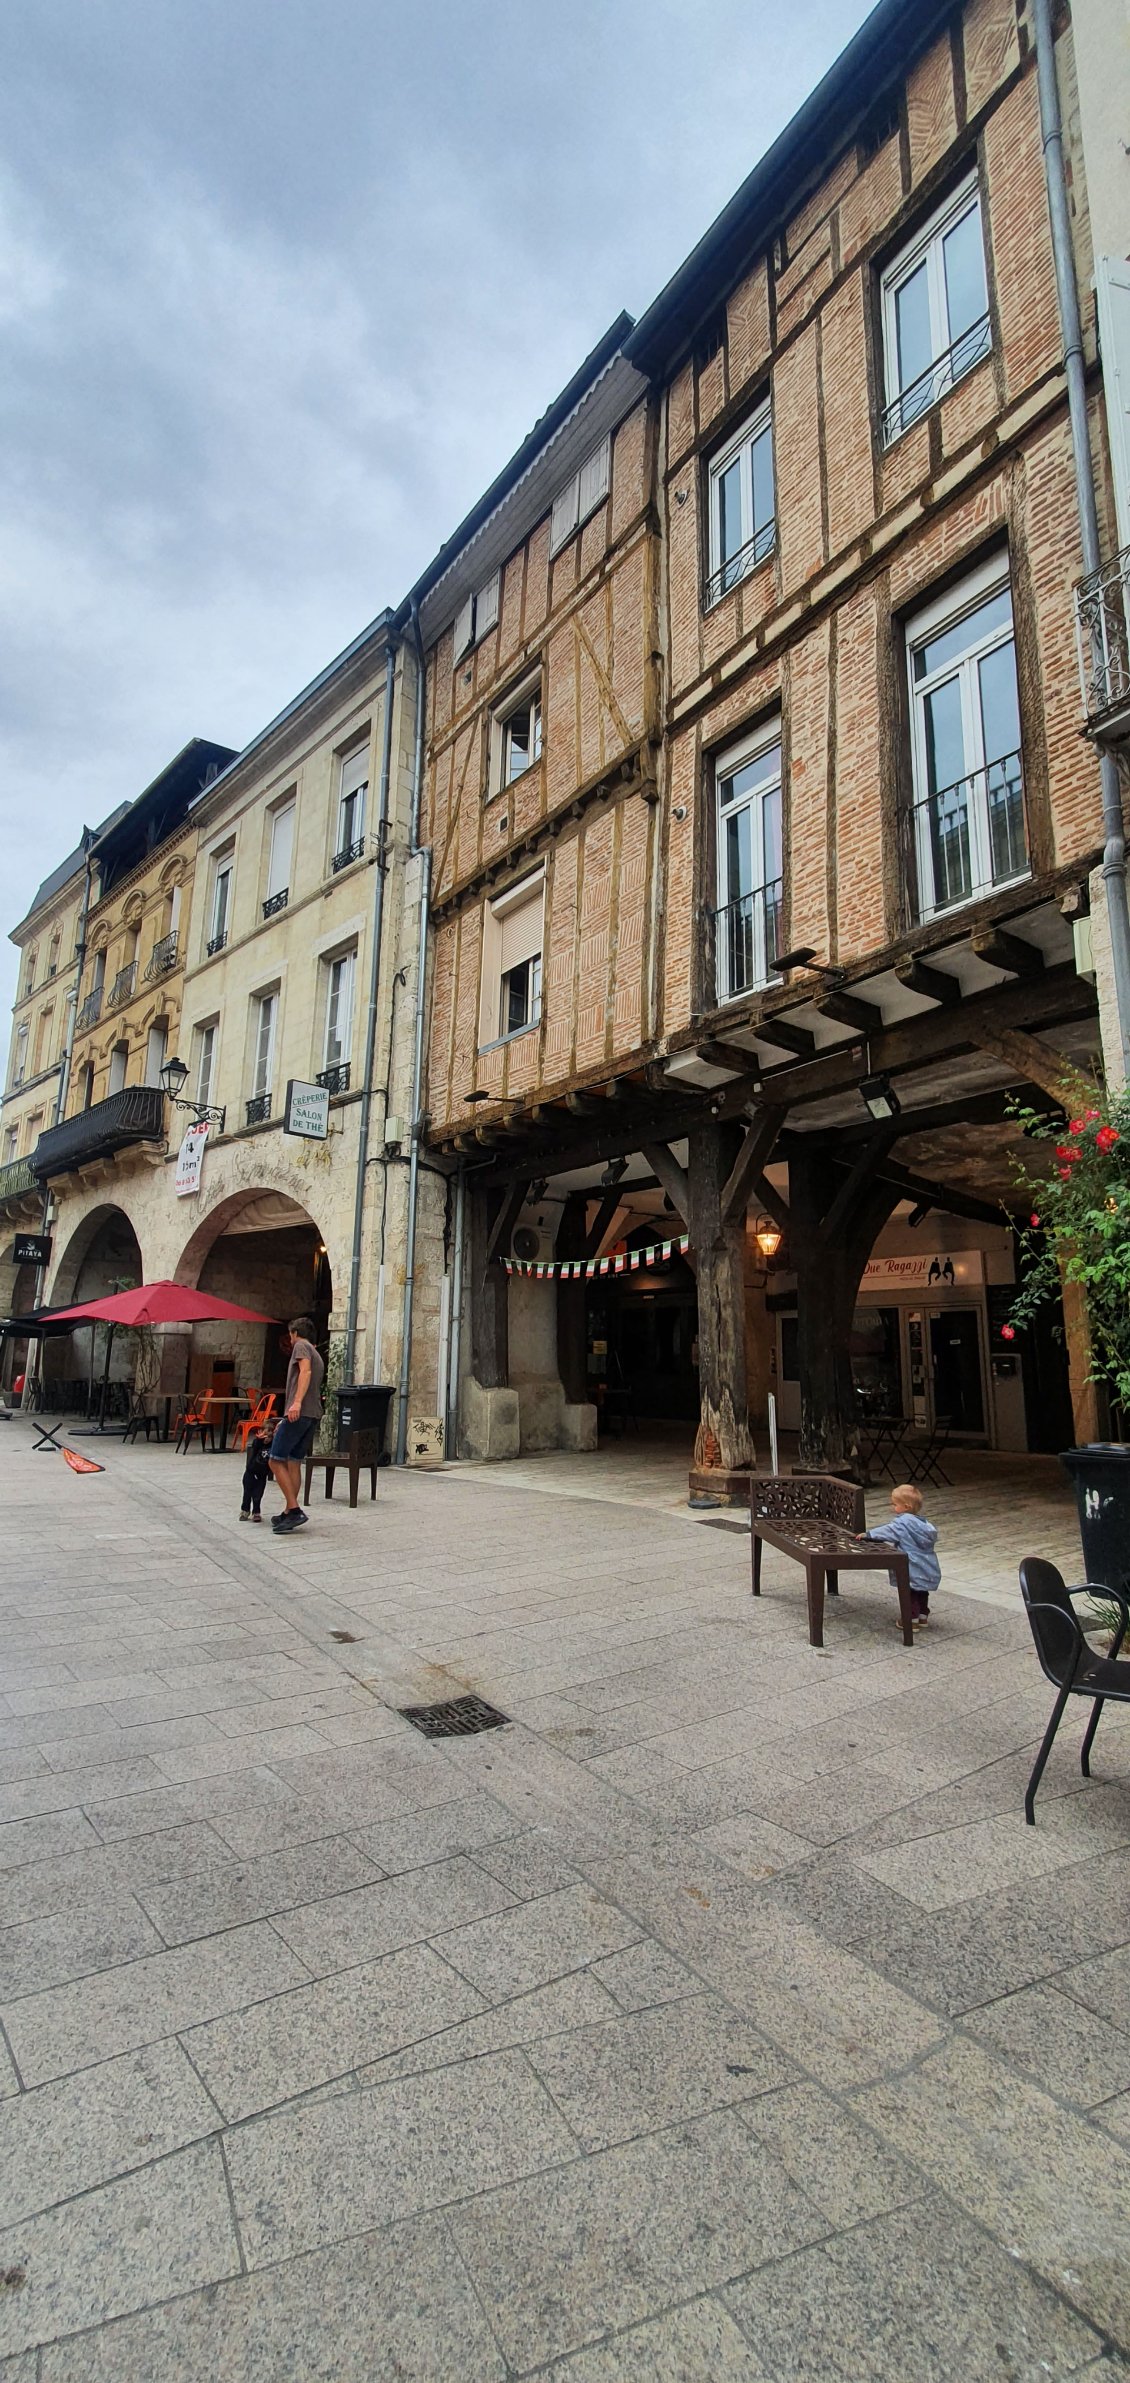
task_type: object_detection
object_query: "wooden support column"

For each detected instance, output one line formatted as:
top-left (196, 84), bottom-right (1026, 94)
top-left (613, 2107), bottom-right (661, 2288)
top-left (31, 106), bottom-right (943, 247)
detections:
top-left (789, 1141), bottom-right (902, 1475)
top-left (685, 1122), bottom-right (757, 1473)
top-left (469, 1181), bottom-right (526, 1389)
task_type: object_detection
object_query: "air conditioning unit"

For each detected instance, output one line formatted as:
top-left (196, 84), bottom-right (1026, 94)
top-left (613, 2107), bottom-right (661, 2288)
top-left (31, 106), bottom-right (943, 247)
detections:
top-left (511, 1223), bottom-right (555, 1265)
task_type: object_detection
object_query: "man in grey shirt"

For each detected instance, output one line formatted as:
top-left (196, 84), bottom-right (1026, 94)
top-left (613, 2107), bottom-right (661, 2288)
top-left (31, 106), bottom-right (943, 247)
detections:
top-left (269, 1314), bottom-right (325, 1533)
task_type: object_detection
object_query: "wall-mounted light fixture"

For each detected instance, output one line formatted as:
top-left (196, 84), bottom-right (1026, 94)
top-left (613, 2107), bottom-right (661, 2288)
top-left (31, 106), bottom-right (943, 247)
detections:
top-left (600, 1157), bottom-right (628, 1189)
top-left (753, 1215), bottom-right (783, 1261)
top-left (158, 1054), bottom-right (226, 1134)
top-left (859, 1071), bottom-right (901, 1123)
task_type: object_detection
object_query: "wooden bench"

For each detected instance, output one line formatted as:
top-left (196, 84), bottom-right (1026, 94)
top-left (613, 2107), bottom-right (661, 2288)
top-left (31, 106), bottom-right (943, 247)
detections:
top-left (749, 1472), bottom-right (914, 1649)
top-left (303, 1441), bottom-right (378, 1511)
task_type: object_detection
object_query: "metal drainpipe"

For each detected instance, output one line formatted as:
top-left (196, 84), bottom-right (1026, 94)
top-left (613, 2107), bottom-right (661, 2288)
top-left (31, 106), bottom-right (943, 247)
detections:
top-left (344, 636), bottom-right (396, 1379)
top-left (394, 598), bottom-right (430, 1463)
top-left (1032, 0), bottom-right (1130, 1083)
top-left (444, 1161), bottom-right (466, 1457)
top-left (24, 838), bottom-right (94, 1406)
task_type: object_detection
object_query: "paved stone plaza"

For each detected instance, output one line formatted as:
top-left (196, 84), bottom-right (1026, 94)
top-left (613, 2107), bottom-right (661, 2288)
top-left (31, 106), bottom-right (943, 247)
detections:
top-left (0, 1424), bottom-right (1128, 2379)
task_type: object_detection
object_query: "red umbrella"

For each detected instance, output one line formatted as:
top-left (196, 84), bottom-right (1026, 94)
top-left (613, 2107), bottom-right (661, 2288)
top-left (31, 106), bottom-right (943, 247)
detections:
top-left (49, 1282), bottom-right (277, 1327)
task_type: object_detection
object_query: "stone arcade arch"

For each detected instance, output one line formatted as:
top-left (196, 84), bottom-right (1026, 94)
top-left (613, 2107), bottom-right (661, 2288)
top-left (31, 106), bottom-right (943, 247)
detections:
top-left (174, 1187), bottom-right (333, 1400)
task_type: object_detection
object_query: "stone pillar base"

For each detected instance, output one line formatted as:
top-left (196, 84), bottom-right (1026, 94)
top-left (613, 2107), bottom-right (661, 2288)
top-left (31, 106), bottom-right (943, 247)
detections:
top-left (459, 1379), bottom-right (520, 1461)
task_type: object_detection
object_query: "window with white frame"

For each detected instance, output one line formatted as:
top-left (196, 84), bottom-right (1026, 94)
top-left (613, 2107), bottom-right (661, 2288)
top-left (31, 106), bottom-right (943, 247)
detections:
top-left (12, 1025), bottom-right (28, 1089)
top-left (321, 948), bottom-right (355, 1077)
top-left (249, 991), bottom-right (277, 1109)
top-left (334, 745), bottom-right (368, 867)
top-left (881, 174), bottom-right (990, 445)
top-left (3, 1126), bottom-right (18, 1165)
top-left (208, 845), bottom-right (234, 953)
top-left (23, 950), bottom-right (36, 997)
top-left (479, 869), bottom-right (544, 1047)
top-left (107, 1042), bottom-right (129, 1096)
top-left (491, 672), bottom-right (543, 794)
top-left (264, 798), bottom-right (295, 912)
top-left (452, 571), bottom-right (501, 663)
top-left (79, 1061), bottom-right (95, 1110)
top-left (906, 554), bottom-right (1025, 921)
top-left (550, 436), bottom-right (611, 556)
top-left (715, 721), bottom-right (784, 1001)
top-left (706, 402), bottom-right (776, 606)
top-left (144, 1019), bottom-right (169, 1087)
top-left (194, 1020), bottom-right (218, 1112)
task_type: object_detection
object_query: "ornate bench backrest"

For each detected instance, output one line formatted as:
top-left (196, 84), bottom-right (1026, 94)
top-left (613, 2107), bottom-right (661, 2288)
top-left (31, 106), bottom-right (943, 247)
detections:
top-left (750, 1474), bottom-right (864, 1531)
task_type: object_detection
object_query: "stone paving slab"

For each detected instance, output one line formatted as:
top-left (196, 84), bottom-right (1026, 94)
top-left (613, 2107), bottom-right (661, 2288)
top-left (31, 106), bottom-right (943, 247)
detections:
top-left (0, 1426), bottom-right (1127, 2375)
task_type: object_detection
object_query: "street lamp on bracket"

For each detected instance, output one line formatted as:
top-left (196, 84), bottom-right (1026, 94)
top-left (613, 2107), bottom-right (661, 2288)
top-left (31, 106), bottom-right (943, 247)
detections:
top-left (158, 1054), bottom-right (226, 1135)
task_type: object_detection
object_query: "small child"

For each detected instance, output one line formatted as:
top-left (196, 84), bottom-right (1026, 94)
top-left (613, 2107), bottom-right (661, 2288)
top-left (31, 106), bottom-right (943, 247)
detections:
top-left (862, 1482), bottom-right (940, 1627)
top-left (240, 1434), bottom-right (270, 1524)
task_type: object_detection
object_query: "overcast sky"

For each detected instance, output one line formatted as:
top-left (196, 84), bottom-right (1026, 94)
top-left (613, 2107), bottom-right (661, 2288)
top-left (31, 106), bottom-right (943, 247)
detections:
top-left (0, 0), bottom-right (873, 1021)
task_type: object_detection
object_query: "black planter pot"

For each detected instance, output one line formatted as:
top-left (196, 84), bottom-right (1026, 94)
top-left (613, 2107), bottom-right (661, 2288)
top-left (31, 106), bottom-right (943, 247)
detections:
top-left (1059, 1443), bottom-right (1130, 1592)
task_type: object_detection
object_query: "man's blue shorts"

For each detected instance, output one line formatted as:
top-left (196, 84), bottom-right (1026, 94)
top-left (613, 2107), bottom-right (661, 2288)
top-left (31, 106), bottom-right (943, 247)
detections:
top-left (270, 1416), bottom-right (317, 1463)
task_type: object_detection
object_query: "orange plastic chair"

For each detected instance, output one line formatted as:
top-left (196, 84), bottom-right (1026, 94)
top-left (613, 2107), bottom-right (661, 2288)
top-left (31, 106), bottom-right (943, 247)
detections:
top-left (234, 1390), bottom-right (277, 1452)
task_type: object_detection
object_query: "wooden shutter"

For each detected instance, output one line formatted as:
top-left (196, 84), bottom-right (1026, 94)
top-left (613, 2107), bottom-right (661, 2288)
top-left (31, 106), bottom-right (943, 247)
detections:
top-left (476, 573), bottom-right (500, 635)
top-left (550, 477), bottom-right (579, 554)
top-left (453, 594), bottom-right (474, 660)
top-left (578, 438), bottom-right (610, 522)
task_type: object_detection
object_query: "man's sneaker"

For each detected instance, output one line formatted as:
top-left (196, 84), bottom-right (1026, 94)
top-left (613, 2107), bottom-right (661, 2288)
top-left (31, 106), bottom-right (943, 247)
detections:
top-left (272, 1511), bottom-right (301, 1533)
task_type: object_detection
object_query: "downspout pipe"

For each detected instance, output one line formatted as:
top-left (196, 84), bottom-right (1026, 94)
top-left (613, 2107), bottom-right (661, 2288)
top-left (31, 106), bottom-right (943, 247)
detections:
top-left (344, 635), bottom-right (396, 1378)
top-left (24, 835), bottom-right (94, 1406)
top-left (1032, 0), bottom-right (1130, 1083)
top-left (394, 598), bottom-right (431, 1463)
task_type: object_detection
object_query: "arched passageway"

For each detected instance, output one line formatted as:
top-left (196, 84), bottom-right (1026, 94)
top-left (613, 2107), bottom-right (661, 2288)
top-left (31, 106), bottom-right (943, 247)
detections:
top-left (175, 1189), bottom-right (332, 1398)
top-left (43, 1204), bottom-right (145, 1404)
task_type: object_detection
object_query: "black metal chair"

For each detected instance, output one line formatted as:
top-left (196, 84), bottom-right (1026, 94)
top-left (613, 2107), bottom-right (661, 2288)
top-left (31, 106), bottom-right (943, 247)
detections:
top-left (123, 1395), bottom-right (159, 1444)
top-left (906, 1414), bottom-right (951, 1487)
top-left (1019, 1556), bottom-right (1130, 1824)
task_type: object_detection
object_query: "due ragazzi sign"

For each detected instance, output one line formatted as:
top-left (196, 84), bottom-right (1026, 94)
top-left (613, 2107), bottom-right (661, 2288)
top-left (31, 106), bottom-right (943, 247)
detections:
top-left (283, 1080), bottom-right (330, 1141)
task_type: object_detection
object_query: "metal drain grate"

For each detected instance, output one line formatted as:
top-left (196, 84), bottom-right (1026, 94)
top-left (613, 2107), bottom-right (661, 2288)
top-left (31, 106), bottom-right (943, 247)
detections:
top-left (329, 1630), bottom-right (357, 1643)
top-left (399, 1694), bottom-right (510, 1739)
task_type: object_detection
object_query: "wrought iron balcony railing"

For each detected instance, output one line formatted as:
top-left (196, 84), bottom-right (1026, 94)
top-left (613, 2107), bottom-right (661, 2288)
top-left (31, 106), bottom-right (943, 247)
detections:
top-left (905, 748), bottom-right (1027, 922)
top-left (881, 312), bottom-right (992, 447)
top-left (714, 878), bottom-right (784, 1003)
top-left (108, 962), bottom-right (136, 1009)
top-left (0, 1155), bottom-right (38, 1204)
top-left (77, 988), bottom-right (102, 1030)
top-left (144, 931), bottom-right (179, 980)
top-left (332, 836), bottom-right (366, 874)
top-left (245, 1093), bottom-right (272, 1126)
top-left (704, 517), bottom-right (776, 610)
top-left (206, 931), bottom-right (227, 957)
top-left (316, 1061), bottom-right (351, 1096)
top-left (1075, 544), bottom-right (1130, 737)
top-left (32, 1085), bottom-right (165, 1179)
top-left (262, 889), bottom-right (289, 919)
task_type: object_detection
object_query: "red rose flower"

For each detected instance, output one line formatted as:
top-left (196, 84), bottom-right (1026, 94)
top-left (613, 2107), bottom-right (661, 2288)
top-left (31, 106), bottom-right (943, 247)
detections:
top-left (1030, 1213), bottom-right (1040, 1227)
top-left (1053, 1144), bottom-right (1082, 1164)
top-left (1068, 1118), bottom-right (1087, 1136)
top-left (1096, 1125), bottom-right (1120, 1154)
top-left (1001, 1324), bottom-right (1015, 1341)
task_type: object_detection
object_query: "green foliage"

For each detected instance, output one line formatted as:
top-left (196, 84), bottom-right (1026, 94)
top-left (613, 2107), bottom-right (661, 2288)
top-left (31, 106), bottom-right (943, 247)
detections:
top-left (1008, 1089), bottom-right (1130, 1413)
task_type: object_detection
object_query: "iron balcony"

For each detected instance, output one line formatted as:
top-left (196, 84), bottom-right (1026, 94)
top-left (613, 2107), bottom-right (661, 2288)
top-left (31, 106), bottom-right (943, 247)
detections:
top-left (32, 1086), bottom-right (166, 1179)
top-left (1075, 544), bottom-right (1130, 745)
top-left (0, 1156), bottom-right (39, 1205)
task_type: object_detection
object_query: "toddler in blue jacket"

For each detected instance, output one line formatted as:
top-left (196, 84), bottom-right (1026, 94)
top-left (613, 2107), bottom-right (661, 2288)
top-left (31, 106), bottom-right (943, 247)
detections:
top-left (863, 1482), bottom-right (940, 1627)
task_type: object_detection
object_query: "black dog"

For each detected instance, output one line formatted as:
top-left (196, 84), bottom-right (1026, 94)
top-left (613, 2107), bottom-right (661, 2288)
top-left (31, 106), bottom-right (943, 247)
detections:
top-left (240, 1434), bottom-right (270, 1521)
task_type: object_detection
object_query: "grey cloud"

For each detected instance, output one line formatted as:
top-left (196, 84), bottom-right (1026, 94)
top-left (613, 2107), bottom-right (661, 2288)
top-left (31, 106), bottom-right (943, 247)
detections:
top-left (0, 0), bottom-right (869, 1013)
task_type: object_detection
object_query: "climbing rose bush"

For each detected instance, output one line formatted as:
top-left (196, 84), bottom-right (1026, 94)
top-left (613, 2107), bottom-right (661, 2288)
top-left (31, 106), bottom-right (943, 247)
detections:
top-left (1009, 1088), bottom-right (1130, 1414)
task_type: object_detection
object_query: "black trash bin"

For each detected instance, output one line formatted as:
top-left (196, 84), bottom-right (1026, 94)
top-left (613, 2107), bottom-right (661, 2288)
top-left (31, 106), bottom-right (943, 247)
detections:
top-left (337, 1383), bottom-right (394, 1467)
top-left (1059, 1443), bottom-right (1130, 1592)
